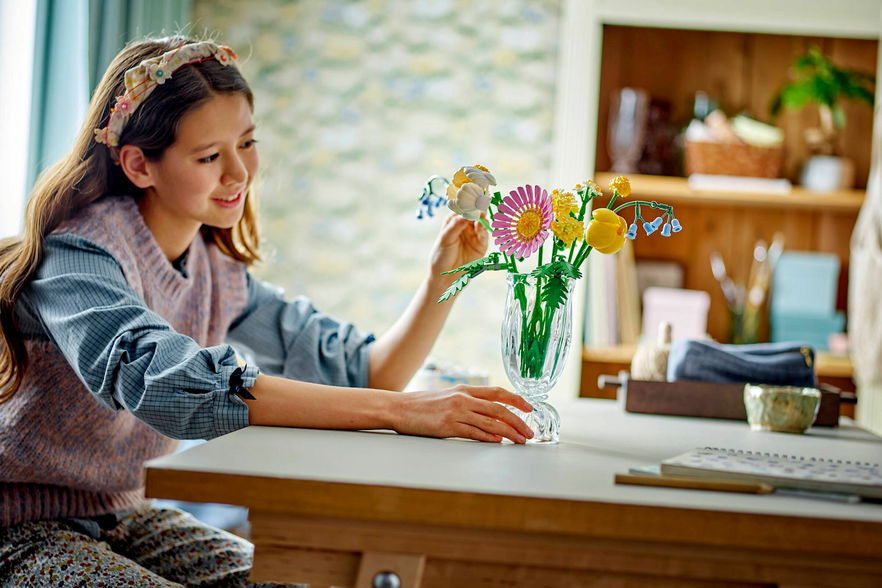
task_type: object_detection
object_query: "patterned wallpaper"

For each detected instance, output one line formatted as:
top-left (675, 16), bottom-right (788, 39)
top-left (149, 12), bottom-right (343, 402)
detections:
top-left (192, 0), bottom-right (562, 386)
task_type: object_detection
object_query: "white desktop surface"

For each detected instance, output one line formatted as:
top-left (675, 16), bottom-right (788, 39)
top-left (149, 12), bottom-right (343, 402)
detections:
top-left (147, 398), bottom-right (882, 522)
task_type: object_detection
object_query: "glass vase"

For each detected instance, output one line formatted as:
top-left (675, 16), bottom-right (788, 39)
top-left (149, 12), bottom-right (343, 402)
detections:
top-left (501, 273), bottom-right (575, 444)
top-left (607, 87), bottom-right (649, 173)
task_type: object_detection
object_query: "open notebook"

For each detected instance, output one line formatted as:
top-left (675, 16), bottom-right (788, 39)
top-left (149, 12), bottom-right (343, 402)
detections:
top-left (661, 447), bottom-right (882, 499)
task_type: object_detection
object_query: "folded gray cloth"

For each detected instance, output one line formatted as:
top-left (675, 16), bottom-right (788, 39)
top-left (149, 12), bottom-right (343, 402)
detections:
top-left (666, 339), bottom-right (817, 387)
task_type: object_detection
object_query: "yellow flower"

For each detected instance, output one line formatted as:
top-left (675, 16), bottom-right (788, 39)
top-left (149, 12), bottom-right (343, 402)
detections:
top-left (551, 215), bottom-right (584, 247)
top-left (585, 208), bottom-right (627, 254)
top-left (551, 190), bottom-right (579, 220)
top-left (608, 176), bottom-right (631, 198)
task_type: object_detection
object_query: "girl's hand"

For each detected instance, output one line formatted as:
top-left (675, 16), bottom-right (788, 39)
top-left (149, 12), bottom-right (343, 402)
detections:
top-left (390, 385), bottom-right (534, 443)
top-left (429, 213), bottom-right (489, 279)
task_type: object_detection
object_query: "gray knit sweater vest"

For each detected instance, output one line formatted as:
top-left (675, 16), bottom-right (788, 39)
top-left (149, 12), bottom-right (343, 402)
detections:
top-left (0, 196), bottom-right (248, 527)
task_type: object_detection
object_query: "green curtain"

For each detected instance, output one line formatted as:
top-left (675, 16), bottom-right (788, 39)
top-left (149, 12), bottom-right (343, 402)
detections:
top-left (27, 0), bottom-right (192, 191)
top-left (26, 0), bottom-right (89, 191)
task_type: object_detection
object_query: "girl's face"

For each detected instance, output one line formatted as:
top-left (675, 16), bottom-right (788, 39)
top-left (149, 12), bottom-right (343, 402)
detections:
top-left (138, 92), bottom-right (258, 257)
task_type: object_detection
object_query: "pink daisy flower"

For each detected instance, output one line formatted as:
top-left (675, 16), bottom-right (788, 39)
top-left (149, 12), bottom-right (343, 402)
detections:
top-left (491, 185), bottom-right (553, 258)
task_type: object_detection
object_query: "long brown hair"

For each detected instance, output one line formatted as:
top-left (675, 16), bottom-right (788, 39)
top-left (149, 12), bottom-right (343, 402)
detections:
top-left (0, 35), bottom-right (261, 402)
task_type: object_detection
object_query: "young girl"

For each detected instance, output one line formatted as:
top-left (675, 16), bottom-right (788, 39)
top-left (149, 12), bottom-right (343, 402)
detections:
top-left (0, 36), bottom-right (533, 586)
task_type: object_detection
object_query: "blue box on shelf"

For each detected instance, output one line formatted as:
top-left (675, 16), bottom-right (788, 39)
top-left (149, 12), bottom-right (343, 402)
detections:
top-left (770, 311), bottom-right (845, 351)
top-left (771, 252), bottom-right (840, 316)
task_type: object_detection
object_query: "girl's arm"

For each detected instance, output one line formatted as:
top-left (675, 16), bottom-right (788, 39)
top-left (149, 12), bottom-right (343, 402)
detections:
top-left (368, 214), bottom-right (486, 390)
top-left (29, 234), bottom-right (532, 443)
top-left (365, 273), bottom-right (456, 390)
top-left (246, 374), bottom-right (534, 443)
top-left (26, 234), bottom-right (253, 440)
top-left (234, 215), bottom-right (534, 443)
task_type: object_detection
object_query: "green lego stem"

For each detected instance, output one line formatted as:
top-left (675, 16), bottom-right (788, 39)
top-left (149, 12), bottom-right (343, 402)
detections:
top-left (613, 200), bottom-right (673, 216)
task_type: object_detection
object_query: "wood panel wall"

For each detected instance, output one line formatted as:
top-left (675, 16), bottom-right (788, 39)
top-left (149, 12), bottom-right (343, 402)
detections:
top-left (632, 203), bottom-right (858, 343)
top-left (596, 26), bottom-right (878, 188)
top-left (589, 184), bottom-right (860, 343)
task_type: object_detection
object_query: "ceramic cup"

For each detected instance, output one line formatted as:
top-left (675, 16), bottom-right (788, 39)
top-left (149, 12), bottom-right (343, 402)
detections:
top-left (743, 384), bottom-right (821, 434)
top-left (800, 155), bottom-right (855, 192)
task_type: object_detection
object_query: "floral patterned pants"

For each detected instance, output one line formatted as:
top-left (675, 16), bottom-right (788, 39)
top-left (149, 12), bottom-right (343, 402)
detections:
top-left (0, 505), bottom-right (298, 587)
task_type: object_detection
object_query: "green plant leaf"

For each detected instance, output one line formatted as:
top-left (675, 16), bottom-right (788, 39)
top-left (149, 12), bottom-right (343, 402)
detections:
top-left (531, 259), bottom-right (582, 281)
top-left (513, 274), bottom-right (528, 313)
top-left (440, 253), bottom-right (501, 275)
top-left (437, 272), bottom-right (476, 303)
top-left (531, 264), bottom-right (555, 279)
top-left (840, 71), bottom-right (875, 105)
top-left (557, 260), bottom-right (583, 280)
top-left (793, 54), bottom-right (816, 72)
top-left (811, 76), bottom-right (837, 108)
top-left (769, 46), bottom-right (875, 119)
top-left (848, 84), bottom-right (875, 105)
top-left (540, 274), bottom-right (570, 313)
top-left (780, 80), bottom-right (816, 109)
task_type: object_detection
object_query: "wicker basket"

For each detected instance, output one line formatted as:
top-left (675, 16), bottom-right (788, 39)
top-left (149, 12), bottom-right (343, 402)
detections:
top-left (684, 140), bottom-right (784, 178)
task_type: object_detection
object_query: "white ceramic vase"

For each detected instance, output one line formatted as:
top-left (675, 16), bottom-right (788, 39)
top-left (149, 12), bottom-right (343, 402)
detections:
top-left (800, 155), bottom-right (855, 192)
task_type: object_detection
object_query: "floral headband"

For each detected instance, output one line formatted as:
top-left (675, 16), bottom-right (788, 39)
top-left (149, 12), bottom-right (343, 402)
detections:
top-left (94, 41), bottom-right (239, 152)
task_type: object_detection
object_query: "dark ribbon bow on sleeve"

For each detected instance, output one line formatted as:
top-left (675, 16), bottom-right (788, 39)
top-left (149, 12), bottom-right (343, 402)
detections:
top-left (229, 366), bottom-right (256, 400)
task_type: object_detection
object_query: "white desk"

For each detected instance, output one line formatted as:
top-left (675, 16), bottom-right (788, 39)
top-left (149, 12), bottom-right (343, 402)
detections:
top-left (146, 399), bottom-right (882, 587)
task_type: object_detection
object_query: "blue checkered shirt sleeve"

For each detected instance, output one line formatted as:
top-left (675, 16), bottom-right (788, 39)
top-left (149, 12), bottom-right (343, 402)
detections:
top-left (21, 234), bottom-right (252, 440)
top-left (226, 275), bottom-right (374, 388)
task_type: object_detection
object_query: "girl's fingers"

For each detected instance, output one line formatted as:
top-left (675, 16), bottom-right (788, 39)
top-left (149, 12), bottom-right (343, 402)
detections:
top-left (474, 223), bottom-right (488, 245)
top-left (468, 398), bottom-right (535, 440)
top-left (407, 386), bottom-right (536, 443)
top-left (445, 213), bottom-right (467, 230)
top-left (460, 412), bottom-right (528, 444)
top-left (456, 385), bottom-right (534, 413)
top-left (453, 423), bottom-right (503, 443)
top-left (438, 215), bottom-right (468, 245)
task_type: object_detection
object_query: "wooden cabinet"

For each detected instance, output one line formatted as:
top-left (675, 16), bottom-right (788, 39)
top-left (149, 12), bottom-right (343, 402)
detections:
top-left (593, 172), bottom-right (864, 343)
top-left (591, 24), bottom-right (875, 342)
top-left (596, 26), bottom-right (878, 188)
top-left (549, 0), bottom-right (881, 403)
top-left (558, 2), bottom-right (880, 402)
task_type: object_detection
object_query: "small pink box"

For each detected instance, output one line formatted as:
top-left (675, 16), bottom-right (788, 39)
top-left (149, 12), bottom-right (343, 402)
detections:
top-left (642, 287), bottom-right (710, 341)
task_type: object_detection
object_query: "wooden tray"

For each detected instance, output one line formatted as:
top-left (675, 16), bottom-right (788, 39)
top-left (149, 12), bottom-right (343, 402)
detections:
top-left (617, 379), bottom-right (849, 427)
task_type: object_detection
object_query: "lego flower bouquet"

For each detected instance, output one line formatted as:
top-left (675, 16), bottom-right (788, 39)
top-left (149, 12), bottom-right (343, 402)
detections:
top-left (417, 166), bottom-right (682, 443)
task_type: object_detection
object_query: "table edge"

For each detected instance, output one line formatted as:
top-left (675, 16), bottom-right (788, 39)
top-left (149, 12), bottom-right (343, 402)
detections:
top-left (145, 466), bottom-right (882, 558)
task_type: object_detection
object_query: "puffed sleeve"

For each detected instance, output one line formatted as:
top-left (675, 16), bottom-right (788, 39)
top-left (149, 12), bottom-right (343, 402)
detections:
top-left (225, 275), bottom-right (374, 388)
top-left (20, 234), bottom-right (254, 440)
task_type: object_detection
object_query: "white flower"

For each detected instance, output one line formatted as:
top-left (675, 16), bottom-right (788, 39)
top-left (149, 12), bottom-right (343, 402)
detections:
top-left (145, 63), bottom-right (168, 84)
top-left (445, 165), bottom-right (496, 220)
top-left (459, 166), bottom-right (496, 190)
top-left (446, 180), bottom-right (491, 221)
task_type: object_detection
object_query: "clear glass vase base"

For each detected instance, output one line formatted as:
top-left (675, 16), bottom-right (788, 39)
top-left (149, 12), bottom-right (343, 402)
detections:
top-left (500, 273), bottom-right (573, 447)
top-left (511, 402), bottom-right (560, 444)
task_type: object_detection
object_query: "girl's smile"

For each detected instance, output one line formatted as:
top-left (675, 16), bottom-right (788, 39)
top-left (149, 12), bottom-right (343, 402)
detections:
top-left (212, 192), bottom-right (243, 208)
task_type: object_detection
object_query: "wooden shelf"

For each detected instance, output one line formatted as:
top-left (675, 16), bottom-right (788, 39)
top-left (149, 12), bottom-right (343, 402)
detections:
top-left (586, 172), bottom-right (863, 343)
top-left (582, 343), bottom-right (853, 379)
top-left (594, 28), bottom-right (877, 192)
top-left (595, 173), bottom-right (865, 212)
